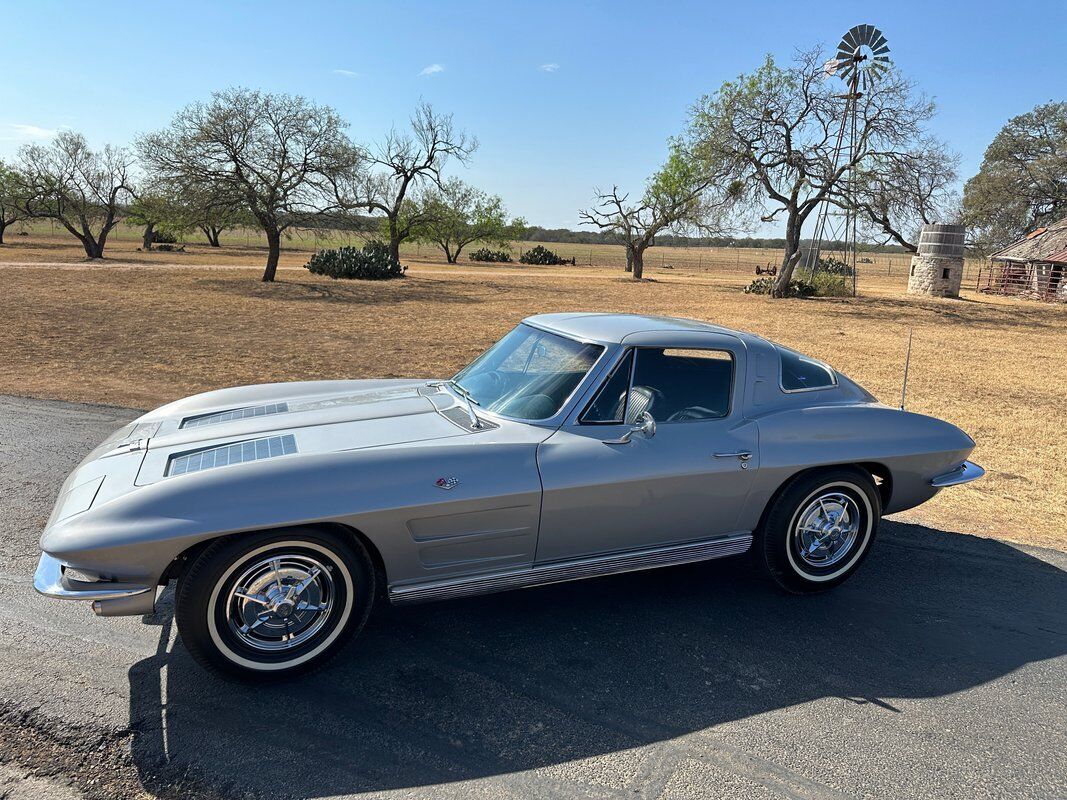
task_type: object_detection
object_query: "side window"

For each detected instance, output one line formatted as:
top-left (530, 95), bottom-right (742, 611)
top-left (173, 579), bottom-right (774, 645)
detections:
top-left (778, 346), bottom-right (836, 392)
top-left (581, 350), bottom-right (634, 423)
top-left (583, 348), bottom-right (733, 424)
top-left (630, 348), bottom-right (733, 422)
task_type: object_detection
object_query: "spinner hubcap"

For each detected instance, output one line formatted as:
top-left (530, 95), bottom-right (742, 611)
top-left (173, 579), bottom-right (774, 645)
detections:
top-left (794, 492), bottom-right (861, 568)
top-left (225, 554), bottom-right (335, 652)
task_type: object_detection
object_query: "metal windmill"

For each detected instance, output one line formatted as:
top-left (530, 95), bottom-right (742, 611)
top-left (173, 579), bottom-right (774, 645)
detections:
top-left (805, 24), bottom-right (891, 295)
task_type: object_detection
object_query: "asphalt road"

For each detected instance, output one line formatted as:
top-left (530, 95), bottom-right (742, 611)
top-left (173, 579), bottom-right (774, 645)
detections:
top-left (0, 394), bottom-right (1065, 800)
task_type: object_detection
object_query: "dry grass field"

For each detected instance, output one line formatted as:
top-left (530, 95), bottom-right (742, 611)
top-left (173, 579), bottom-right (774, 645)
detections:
top-left (1, 228), bottom-right (1064, 550)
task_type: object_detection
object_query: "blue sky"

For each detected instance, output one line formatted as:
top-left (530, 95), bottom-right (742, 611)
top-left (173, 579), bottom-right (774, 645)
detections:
top-left (2, 0), bottom-right (1063, 231)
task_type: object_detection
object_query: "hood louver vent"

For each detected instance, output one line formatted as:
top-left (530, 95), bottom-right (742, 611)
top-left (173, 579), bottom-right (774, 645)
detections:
top-left (167, 434), bottom-right (297, 477)
top-left (180, 403), bottom-right (290, 430)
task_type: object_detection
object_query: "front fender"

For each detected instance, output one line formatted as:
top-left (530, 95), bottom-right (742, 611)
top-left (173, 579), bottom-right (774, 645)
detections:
top-left (41, 439), bottom-right (542, 587)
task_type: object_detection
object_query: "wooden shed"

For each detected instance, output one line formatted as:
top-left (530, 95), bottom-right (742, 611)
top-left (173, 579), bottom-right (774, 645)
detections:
top-left (981, 217), bottom-right (1067, 302)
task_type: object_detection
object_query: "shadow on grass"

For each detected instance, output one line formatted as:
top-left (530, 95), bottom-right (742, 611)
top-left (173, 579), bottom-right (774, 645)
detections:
top-left (127, 521), bottom-right (1066, 799)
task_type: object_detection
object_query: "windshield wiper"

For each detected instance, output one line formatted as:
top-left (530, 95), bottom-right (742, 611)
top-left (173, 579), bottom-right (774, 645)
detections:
top-left (437, 379), bottom-right (483, 430)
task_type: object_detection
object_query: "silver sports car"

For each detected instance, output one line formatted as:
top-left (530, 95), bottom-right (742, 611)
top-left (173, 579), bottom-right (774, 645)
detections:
top-left (35, 313), bottom-right (983, 681)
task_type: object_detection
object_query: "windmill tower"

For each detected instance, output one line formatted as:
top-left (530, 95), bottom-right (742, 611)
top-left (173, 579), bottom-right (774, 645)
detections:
top-left (806, 24), bottom-right (891, 295)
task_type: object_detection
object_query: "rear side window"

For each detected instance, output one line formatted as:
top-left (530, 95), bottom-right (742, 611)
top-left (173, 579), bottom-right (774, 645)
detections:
top-left (778, 347), bottom-right (836, 392)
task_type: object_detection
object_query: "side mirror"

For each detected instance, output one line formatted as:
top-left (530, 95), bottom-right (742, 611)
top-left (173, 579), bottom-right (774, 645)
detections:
top-left (604, 411), bottom-right (657, 445)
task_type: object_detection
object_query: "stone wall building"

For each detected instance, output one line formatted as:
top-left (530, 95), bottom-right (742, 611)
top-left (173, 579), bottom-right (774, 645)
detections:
top-left (907, 224), bottom-right (966, 298)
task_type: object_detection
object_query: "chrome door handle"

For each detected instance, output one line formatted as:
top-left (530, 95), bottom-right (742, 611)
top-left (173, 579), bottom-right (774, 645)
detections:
top-left (713, 451), bottom-right (752, 460)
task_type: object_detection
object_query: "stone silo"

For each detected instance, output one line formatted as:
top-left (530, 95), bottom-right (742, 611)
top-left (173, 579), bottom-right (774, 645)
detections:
top-left (907, 224), bottom-right (966, 298)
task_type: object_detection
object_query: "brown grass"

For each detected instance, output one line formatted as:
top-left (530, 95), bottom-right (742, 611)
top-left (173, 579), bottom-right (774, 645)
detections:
top-left (1, 231), bottom-right (1064, 550)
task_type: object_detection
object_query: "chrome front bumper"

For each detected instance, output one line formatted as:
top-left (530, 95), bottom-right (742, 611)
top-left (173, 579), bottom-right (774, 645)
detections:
top-left (930, 460), bottom-right (985, 488)
top-left (33, 553), bottom-right (152, 603)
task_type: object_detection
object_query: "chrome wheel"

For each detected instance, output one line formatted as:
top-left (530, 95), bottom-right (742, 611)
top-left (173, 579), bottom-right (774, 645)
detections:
top-left (793, 492), bottom-right (861, 568)
top-left (225, 554), bottom-right (335, 652)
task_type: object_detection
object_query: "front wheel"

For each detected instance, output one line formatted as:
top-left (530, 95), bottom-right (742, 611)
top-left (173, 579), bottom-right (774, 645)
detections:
top-left (175, 528), bottom-right (375, 682)
top-left (756, 467), bottom-right (880, 593)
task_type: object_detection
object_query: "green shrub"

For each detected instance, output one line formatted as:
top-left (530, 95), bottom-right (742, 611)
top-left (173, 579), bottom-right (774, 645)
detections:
top-left (744, 273), bottom-right (850, 298)
top-left (304, 241), bottom-right (406, 280)
top-left (152, 230), bottom-right (178, 245)
top-left (519, 245), bottom-right (572, 265)
top-left (744, 277), bottom-right (816, 297)
top-left (469, 247), bottom-right (512, 263)
top-left (810, 272), bottom-right (851, 297)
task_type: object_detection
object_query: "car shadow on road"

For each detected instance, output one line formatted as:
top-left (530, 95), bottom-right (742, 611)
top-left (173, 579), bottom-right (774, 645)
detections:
top-left (126, 521), bottom-right (1067, 799)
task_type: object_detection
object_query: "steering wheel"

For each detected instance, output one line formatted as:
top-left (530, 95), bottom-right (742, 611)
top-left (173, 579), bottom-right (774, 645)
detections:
top-left (666, 406), bottom-right (719, 422)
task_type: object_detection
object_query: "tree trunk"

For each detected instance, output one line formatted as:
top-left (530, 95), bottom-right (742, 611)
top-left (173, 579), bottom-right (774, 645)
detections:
top-left (771, 212), bottom-right (803, 297)
top-left (142, 223), bottom-right (155, 251)
top-left (262, 227), bottom-right (281, 282)
top-left (625, 248), bottom-right (633, 273)
top-left (631, 247), bottom-right (645, 281)
top-left (0, 221), bottom-right (6, 245)
top-left (82, 237), bottom-right (105, 259)
top-left (202, 225), bottom-right (222, 247)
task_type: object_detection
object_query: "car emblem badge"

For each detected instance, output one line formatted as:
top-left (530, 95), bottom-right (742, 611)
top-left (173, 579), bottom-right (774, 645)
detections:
top-left (435, 477), bottom-right (460, 490)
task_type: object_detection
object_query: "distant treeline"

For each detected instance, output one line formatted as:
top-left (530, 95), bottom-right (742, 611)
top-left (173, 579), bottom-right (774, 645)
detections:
top-left (523, 226), bottom-right (910, 253)
top-left (291, 215), bottom-right (909, 254)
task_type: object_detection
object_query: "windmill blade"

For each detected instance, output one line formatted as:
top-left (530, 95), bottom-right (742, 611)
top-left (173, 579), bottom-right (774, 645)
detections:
top-left (859, 24), bottom-right (873, 45)
top-left (873, 44), bottom-right (890, 56)
top-left (842, 27), bottom-right (861, 50)
top-left (870, 31), bottom-right (888, 51)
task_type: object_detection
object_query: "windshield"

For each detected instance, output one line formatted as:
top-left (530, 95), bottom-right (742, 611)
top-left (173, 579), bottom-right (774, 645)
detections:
top-left (451, 324), bottom-right (604, 420)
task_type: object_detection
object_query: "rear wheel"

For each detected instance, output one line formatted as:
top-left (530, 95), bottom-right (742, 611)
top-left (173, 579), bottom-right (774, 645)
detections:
top-left (756, 467), bottom-right (880, 593)
top-left (175, 527), bottom-right (374, 682)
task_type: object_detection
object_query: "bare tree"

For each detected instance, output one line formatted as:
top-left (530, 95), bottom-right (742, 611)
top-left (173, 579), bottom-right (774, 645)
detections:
top-left (579, 148), bottom-right (739, 280)
top-left (686, 49), bottom-right (936, 296)
top-left (853, 140), bottom-right (960, 251)
top-left (17, 131), bottom-right (134, 259)
top-left (138, 88), bottom-right (362, 281)
top-left (352, 103), bottom-right (477, 262)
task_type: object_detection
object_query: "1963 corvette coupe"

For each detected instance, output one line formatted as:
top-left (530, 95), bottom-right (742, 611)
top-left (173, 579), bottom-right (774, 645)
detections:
top-left (35, 313), bottom-right (983, 681)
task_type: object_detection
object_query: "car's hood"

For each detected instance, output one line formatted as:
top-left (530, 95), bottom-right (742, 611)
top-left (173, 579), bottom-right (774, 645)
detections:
top-left (127, 379), bottom-right (475, 486)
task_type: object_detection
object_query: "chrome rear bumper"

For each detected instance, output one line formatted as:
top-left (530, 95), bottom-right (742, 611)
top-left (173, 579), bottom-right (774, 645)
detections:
top-left (33, 553), bottom-right (152, 602)
top-left (930, 461), bottom-right (985, 488)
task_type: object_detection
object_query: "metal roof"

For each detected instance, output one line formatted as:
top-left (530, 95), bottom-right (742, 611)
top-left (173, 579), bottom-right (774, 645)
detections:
top-left (991, 217), bottom-right (1067, 263)
top-left (1043, 247), bottom-right (1067, 265)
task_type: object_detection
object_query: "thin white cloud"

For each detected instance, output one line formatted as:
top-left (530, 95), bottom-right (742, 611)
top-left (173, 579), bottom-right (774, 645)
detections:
top-left (539, 63), bottom-right (560, 72)
top-left (1, 123), bottom-right (58, 142)
top-left (332, 69), bottom-right (359, 78)
top-left (419, 63), bottom-right (445, 77)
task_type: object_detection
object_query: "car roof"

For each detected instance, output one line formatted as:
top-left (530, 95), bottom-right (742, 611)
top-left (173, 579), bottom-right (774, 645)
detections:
top-left (523, 312), bottom-right (752, 345)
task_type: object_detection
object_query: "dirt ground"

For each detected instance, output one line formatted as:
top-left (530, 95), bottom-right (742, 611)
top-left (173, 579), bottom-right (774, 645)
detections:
top-left (1, 232), bottom-right (1064, 550)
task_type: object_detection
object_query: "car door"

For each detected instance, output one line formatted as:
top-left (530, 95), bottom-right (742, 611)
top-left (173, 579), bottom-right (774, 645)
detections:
top-left (534, 336), bottom-right (759, 563)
